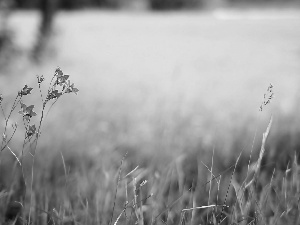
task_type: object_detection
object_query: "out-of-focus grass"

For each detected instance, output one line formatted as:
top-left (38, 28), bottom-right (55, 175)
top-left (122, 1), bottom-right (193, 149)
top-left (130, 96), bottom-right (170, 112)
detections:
top-left (0, 9), bottom-right (300, 224)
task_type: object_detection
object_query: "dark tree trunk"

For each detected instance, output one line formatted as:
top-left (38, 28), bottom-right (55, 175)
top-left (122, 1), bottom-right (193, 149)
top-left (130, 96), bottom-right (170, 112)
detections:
top-left (0, 0), bottom-right (16, 70)
top-left (40, 0), bottom-right (57, 36)
top-left (32, 0), bottom-right (58, 62)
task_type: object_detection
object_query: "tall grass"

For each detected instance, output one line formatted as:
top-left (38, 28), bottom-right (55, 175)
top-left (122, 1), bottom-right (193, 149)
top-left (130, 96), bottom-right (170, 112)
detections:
top-left (0, 71), bottom-right (299, 225)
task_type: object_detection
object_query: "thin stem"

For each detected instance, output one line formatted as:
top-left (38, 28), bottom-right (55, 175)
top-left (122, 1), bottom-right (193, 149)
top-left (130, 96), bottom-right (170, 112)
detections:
top-left (0, 103), bottom-right (7, 120)
top-left (109, 152), bottom-right (127, 225)
top-left (1, 94), bottom-right (21, 151)
top-left (1, 123), bottom-right (17, 151)
top-left (38, 82), bottom-right (44, 103)
top-left (28, 93), bottom-right (47, 224)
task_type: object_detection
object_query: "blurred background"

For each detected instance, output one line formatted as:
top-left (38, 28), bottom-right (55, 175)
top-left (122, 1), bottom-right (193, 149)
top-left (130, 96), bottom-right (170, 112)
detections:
top-left (0, 0), bottom-right (299, 155)
top-left (0, 0), bottom-right (300, 223)
top-left (1, 0), bottom-right (300, 173)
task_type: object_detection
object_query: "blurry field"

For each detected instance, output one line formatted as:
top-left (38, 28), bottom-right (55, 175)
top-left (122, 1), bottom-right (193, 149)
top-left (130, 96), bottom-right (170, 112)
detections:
top-left (2, 9), bottom-right (300, 155)
top-left (0, 9), bottom-right (300, 224)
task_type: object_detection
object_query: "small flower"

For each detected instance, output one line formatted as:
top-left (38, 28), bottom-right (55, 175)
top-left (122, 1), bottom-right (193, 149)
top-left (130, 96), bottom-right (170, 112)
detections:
top-left (54, 67), bottom-right (63, 77)
top-left (18, 85), bottom-right (33, 96)
top-left (19, 103), bottom-right (37, 122)
top-left (56, 74), bottom-right (69, 86)
top-left (26, 124), bottom-right (36, 138)
top-left (65, 80), bottom-right (79, 95)
top-left (46, 90), bottom-right (62, 101)
top-left (54, 68), bottom-right (70, 86)
top-left (37, 75), bottom-right (45, 84)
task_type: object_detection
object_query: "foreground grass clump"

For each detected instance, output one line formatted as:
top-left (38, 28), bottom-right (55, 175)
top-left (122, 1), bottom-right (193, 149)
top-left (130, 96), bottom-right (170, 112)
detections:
top-left (0, 76), bottom-right (299, 225)
top-left (0, 67), bottom-right (78, 224)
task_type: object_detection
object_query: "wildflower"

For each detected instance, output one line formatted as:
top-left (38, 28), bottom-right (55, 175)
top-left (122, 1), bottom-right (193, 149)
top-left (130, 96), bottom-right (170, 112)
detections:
top-left (26, 124), bottom-right (36, 138)
top-left (46, 90), bottom-right (62, 101)
top-left (56, 74), bottom-right (69, 86)
top-left (18, 103), bottom-right (37, 122)
top-left (18, 85), bottom-right (33, 96)
top-left (54, 67), bottom-right (63, 77)
top-left (37, 75), bottom-right (45, 84)
top-left (64, 80), bottom-right (79, 95)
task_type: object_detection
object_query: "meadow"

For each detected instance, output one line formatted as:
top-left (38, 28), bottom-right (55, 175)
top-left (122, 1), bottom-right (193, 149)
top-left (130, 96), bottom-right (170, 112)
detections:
top-left (0, 8), bottom-right (300, 224)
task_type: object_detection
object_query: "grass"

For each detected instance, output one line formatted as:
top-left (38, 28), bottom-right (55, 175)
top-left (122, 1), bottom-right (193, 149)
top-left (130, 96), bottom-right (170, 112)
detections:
top-left (0, 67), bottom-right (299, 225)
top-left (0, 9), bottom-right (300, 225)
